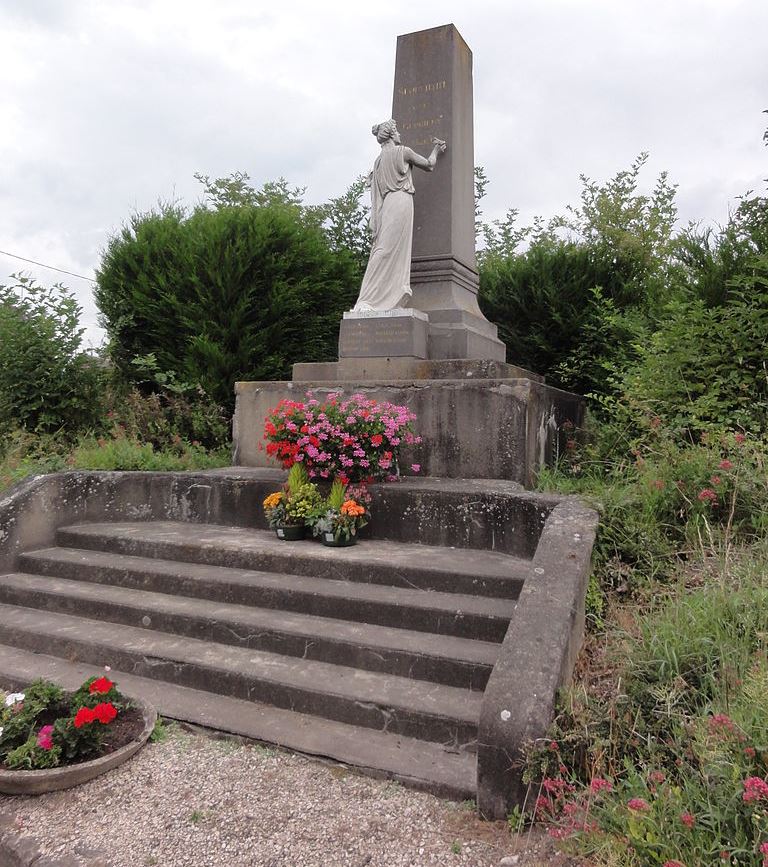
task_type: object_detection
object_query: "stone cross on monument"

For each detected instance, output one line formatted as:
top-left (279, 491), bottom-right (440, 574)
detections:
top-left (339, 23), bottom-right (506, 363)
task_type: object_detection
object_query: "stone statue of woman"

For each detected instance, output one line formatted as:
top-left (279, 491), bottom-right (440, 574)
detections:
top-left (352, 119), bottom-right (447, 312)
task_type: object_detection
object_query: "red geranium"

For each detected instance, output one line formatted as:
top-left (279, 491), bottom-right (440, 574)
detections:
top-left (74, 706), bottom-right (95, 728)
top-left (89, 676), bottom-right (114, 695)
top-left (92, 702), bottom-right (118, 724)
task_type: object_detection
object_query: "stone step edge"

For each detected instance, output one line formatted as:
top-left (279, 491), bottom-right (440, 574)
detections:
top-left (20, 546), bottom-right (518, 625)
top-left (54, 522), bottom-right (525, 598)
top-left (0, 572), bottom-right (499, 689)
top-left (0, 644), bottom-right (476, 800)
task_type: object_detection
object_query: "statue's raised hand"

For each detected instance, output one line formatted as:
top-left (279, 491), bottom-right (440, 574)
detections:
top-left (431, 137), bottom-right (447, 153)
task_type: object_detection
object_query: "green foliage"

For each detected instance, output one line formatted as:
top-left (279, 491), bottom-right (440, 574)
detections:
top-left (327, 478), bottom-right (346, 511)
top-left (284, 482), bottom-right (322, 522)
top-left (0, 276), bottom-right (103, 435)
top-left (480, 239), bottom-right (649, 397)
top-left (478, 155), bottom-right (677, 400)
top-left (95, 199), bottom-right (359, 412)
top-left (286, 462), bottom-right (309, 495)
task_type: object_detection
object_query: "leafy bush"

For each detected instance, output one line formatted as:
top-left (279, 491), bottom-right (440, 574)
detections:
top-left (625, 261), bottom-right (768, 437)
top-left (0, 276), bottom-right (103, 435)
top-left (478, 155), bottom-right (676, 398)
top-left (96, 195), bottom-right (360, 412)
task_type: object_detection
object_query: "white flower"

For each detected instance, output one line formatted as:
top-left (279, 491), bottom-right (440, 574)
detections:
top-left (4, 692), bottom-right (24, 706)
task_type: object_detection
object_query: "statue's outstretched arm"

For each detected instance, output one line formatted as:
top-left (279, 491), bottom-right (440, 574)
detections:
top-left (404, 137), bottom-right (447, 172)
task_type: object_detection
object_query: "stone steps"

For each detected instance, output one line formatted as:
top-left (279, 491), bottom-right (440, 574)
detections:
top-left (54, 521), bottom-right (527, 597)
top-left (0, 519), bottom-right (531, 796)
top-left (0, 602), bottom-right (481, 747)
top-left (19, 546), bottom-right (516, 641)
top-left (0, 571), bottom-right (500, 689)
top-left (0, 644), bottom-right (475, 800)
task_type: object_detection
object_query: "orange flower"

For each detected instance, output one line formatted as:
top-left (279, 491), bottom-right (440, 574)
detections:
top-left (340, 499), bottom-right (365, 518)
top-left (263, 492), bottom-right (283, 510)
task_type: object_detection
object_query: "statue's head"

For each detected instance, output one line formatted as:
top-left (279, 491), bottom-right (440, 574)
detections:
top-left (372, 119), bottom-right (400, 144)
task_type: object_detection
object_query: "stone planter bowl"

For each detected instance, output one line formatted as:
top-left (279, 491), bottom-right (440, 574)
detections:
top-left (0, 696), bottom-right (157, 795)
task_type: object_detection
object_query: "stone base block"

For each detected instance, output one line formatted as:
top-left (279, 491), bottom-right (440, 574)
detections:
top-left (233, 377), bottom-right (584, 486)
top-left (338, 308), bottom-right (428, 359)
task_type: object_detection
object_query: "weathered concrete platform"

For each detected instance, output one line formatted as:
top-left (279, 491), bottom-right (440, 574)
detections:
top-left (233, 377), bottom-right (583, 485)
top-left (0, 469), bottom-right (597, 817)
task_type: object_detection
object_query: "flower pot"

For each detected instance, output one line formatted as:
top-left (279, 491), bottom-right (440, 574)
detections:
top-left (275, 524), bottom-right (306, 541)
top-left (0, 696), bottom-right (156, 795)
top-left (321, 531), bottom-right (358, 548)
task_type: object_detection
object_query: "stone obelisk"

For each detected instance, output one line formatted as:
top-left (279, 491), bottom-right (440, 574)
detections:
top-left (392, 24), bottom-right (505, 361)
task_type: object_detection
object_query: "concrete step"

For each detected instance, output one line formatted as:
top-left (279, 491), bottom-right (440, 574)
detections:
top-left (20, 547), bottom-right (515, 642)
top-left (0, 604), bottom-right (481, 749)
top-left (55, 521), bottom-right (527, 598)
top-left (0, 572), bottom-right (500, 690)
top-left (0, 644), bottom-right (474, 800)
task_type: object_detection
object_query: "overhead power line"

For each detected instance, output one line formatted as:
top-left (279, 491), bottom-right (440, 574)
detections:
top-left (0, 249), bottom-right (97, 284)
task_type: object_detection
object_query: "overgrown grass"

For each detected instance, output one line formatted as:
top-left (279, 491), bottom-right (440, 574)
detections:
top-left (524, 423), bottom-right (768, 866)
top-left (0, 427), bottom-right (230, 495)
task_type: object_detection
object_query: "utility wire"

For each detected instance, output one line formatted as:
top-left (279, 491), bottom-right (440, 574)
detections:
top-left (0, 249), bottom-right (97, 284)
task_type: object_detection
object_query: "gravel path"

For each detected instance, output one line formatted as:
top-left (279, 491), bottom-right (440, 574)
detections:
top-left (0, 724), bottom-right (579, 867)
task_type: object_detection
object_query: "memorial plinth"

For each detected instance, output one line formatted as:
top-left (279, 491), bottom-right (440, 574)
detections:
top-left (339, 309), bottom-right (428, 359)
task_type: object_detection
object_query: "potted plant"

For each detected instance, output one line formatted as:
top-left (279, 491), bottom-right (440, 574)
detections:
top-left (309, 479), bottom-right (370, 547)
top-left (263, 463), bottom-right (321, 541)
top-left (0, 674), bottom-right (156, 794)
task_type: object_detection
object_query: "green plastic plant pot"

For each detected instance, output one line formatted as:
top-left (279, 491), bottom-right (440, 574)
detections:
top-left (275, 524), bottom-right (307, 541)
top-left (320, 532), bottom-right (357, 547)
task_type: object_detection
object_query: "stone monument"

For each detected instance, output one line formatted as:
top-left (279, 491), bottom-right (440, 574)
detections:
top-left (233, 23), bottom-right (585, 486)
top-left (338, 24), bottom-right (505, 363)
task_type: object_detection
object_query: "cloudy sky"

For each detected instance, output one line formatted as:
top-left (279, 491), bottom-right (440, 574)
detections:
top-left (1, 0), bottom-right (766, 347)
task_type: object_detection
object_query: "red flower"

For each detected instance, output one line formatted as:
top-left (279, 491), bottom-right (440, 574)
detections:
top-left (627, 797), bottom-right (650, 812)
top-left (734, 432), bottom-right (746, 444)
top-left (718, 459), bottom-right (734, 470)
top-left (662, 861), bottom-right (685, 867)
top-left (370, 434), bottom-right (383, 447)
top-left (92, 702), bottom-right (118, 724)
top-left (74, 706), bottom-right (95, 728)
top-left (89, 676), bottom-right (114, 695)
top-left (680, 811), bottom-right (695, 828)
top-left (697, 488), bottom-right (717, 503)
top-left (590, 777), bottom-right (612, 793)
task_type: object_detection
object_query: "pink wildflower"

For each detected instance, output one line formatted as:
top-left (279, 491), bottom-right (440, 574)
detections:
top-left (743, 777), bottom-right (768, 803)
top-left (663, 861), bottom-right (686, 867)
top-left (627, 798), bottom-right (650, 812)
top-left (719, 459), bottom-right (734, 470)
top-left (680, 811), bottom-right (695, 828)
top-left (590, 777), bottom-right (612, 793)
top-left (697, 488), bottom-right (717, 503)
top-left (710, 475), bottom-right (722, 485)
top-left (735, 432), bottom-right (746, 444)
top-left (410, 464), bottom-right (421, 472)
top-left (648, 770), bottom-right (666, 785)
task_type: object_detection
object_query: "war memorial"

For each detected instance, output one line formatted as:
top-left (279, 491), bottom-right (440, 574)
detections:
top-left (0, 25), bottom-right (596, 819)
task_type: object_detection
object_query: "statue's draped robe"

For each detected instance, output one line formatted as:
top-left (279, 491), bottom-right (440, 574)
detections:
top-left (354, 143), bottom-right (415, 311)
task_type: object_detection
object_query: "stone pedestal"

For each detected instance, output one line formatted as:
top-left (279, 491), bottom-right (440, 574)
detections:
top-left (233, 366), bottom-right (584, 487)
top-left (392, 25), bottom-right (505, 361)
top-left (338, 308), bottom-right (428, 359)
